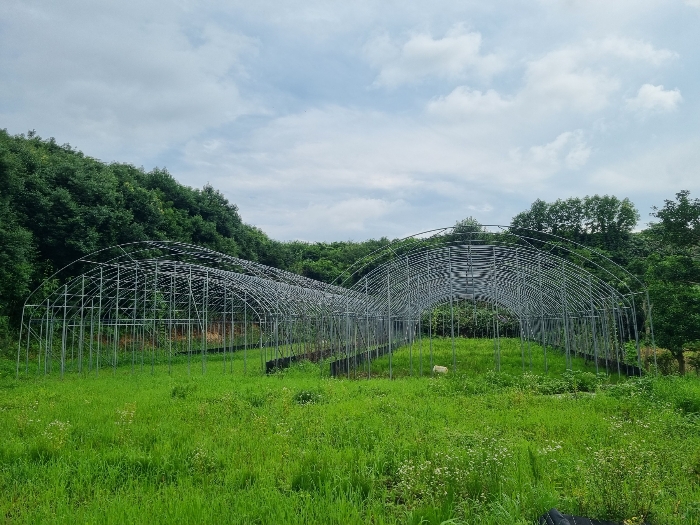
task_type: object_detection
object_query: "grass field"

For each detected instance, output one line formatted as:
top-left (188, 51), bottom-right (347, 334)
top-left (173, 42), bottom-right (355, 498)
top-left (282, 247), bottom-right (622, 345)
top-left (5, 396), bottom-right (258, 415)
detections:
top-left (1, 338), bottom-right (700, 524)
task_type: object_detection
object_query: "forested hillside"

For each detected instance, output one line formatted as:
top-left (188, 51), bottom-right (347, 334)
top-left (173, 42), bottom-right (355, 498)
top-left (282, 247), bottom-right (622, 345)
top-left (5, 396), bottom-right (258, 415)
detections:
top-left (0, 130), bottom-right (390, 325)
top-left (1, 129), bottom-right (699, 370)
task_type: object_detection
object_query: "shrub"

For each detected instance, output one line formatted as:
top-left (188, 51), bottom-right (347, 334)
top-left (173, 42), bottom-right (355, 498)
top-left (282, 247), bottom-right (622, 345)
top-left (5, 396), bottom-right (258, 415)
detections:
top-left (293, 389), bottom-right (322, 405)
top-left (687, 351), bottom-right (700, 376)
top-left (644, 349), bottom-right (677, 375)
top-left (580, 441), bottom-right (664, 522)
top-left (624, 341), bottom-right (639, 366)
top-left (561, 369), bottom-right (599, 392)
top-left (171, 383), bottom-right (197, 399)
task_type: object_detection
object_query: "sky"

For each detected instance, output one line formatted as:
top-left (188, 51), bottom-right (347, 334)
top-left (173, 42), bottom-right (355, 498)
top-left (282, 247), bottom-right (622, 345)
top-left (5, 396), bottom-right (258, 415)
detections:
top-left (1, 0), bottom-right (699, 242)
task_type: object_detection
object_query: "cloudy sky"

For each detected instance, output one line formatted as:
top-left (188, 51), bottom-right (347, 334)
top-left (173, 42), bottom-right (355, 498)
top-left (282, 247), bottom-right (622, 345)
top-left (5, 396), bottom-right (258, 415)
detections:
top-left (2, 1), bottom-right (699, 241)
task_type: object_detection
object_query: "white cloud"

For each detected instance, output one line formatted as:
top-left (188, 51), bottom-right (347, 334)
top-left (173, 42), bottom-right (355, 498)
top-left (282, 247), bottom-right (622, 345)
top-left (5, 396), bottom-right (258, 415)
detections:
top-left (686, 0), bottom-right (700, 8)
top-left (426, 86), bottom-right (511, 118)
top-left (521, 38), bottom-right (675, 114)
top-left (365, 25), bottom-right (505, 88)
top-left (524, 49), bottom-right (619, 113)
top-left (625, 84), bottom-right (682, 113)
top-left (588, 138), bottom-right (700, 193)
top-left (425, 37), bottom-right (678, 124)
top-left (1, 0), bottom-right (696, 241)
top-left (596, 37), bottom-right (677, 65)
top-left (0, 1), bottom-right (258, 160)
top-left (529, 131), bottom-right (591, 170)
top-left (282, 198), bottom-right (407, 238)
top-left (181, 106), bottom-right (600, 239)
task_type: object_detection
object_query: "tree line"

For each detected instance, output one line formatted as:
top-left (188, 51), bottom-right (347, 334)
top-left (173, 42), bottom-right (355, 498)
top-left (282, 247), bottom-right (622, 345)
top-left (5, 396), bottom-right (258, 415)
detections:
top-left (509, 192), bottom-right (700, 372)
top-left (1, 130), bottom-right (698, 371)
top-left (0, 130), bottom-right (388, 323)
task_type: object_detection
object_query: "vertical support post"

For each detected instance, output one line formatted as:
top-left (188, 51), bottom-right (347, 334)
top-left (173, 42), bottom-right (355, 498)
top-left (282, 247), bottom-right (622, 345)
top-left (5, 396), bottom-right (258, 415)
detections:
top-left (16, 306), bottom-right (25, 380)
top-left (37, 306), bottom-right (45, 375)
top-left (88, 297), bottom-right (94, 373)
top-left (407, 256), bottom-right (413, 376)
top-left (518, 250), bottom-right (525, 372)
top-left (630, 295), bottom-right (642, 374)
top-left (537, 253), bottom-right (547, 373)
top-left (492, 246), bottom-right (500, 372)
top-left (114, 265), bottom-right (120, 373)
top-left (61, 284), bottom-right (68, 378)
top-left (588, 276), bottom-right (599, 375)
top-left (468, 240), bottom-right (477, 327)
top-left (169, 273), bottom-right (173, 375)
top-left (187, 267), bottom-right (192, 375)
top-left (600, 300), bottom-right (610, 375)
top-left (365, 276), bottom-right (370, 380)
top-left (611, 296), bottom-right (621, 377)
top-left (418, 308), bottom-right (423, 377)
top-left (25, 315), bottom-right (31, 376)
top-left (202, 269), bottom-right (208, 374)
top-left (275, 314), bottom-right (279, 368)
top-left (426, 252), bottom-right (433, 374)
top-left (259, 315), bottom-right (264, 374)
top-left (223, 285), bottom-right (227, 374)
top-left (646, 289), bottom-right (657, 375)
top-left (79, 275), bottom-right (85, 373)
top-left (44, 308), bottom-right (56, 373)
top-left (354, 322), bottom-right (358, 379)
top-left (449, 247), bottom-right (455, 371)
top-left (132, 269), bottom-right (138, 373)
top-left (387, 265), bottom-right (392, 380)
top-left (346, 295), bottom-right (350, 379)
top-left (152, 262), bottom-right (158, 374)
top-left (560, 261), bottom-right (571, 370)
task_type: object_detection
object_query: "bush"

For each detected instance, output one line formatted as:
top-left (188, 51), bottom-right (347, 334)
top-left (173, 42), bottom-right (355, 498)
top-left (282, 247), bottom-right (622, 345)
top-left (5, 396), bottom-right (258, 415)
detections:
top-left (293, 389), bottom-right (322, 405)
top-left (644, 349), bottom-right (677, 375)
top-left (561, 369), bottom-right (599, 392)
top-left (623, 341), bottom-right (639, 366)
top-left (518, 370), bottom-right (602, 395)
top-left (0, 316), bottom-right (13, 359)
top-left (687, 351), bottom-right (700, 376)
top-left (171, 383), bottom-right (197, 399)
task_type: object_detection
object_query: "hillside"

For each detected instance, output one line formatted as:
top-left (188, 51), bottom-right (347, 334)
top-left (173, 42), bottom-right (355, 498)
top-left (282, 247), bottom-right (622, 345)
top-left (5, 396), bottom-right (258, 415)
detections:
top-left (0, 130), bottom-right (390, 325)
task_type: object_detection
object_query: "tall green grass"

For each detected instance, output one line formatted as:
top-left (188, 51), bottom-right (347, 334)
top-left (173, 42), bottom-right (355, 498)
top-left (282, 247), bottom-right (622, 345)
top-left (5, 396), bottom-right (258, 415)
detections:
top-left (1, 339), bottom-right (699, 524)
top-left (359, 337), bottom-right (603, 378)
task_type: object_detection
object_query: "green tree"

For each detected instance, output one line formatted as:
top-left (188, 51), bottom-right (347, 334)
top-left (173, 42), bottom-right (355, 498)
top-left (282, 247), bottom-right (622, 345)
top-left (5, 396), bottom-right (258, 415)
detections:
top-left (0, 129), bottom-right (289, 326)
top-left (644, 191), bottom-right (700, 373)
top-left (453, 216), bottom-right (485, 235)
top-left (511, 195), bottom-right (639, 254)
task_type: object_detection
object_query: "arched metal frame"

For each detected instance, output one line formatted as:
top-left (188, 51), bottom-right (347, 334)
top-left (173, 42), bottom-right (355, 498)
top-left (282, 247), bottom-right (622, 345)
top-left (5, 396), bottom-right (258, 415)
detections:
top-left (16, 226), bottom-right (656, 379)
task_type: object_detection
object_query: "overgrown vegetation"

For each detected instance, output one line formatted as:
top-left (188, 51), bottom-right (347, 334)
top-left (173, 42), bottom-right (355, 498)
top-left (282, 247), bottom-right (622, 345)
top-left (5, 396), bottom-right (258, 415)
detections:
top-left (511, 191), bottom-right (700, 374)
top-left (1, 340), bottom-right (699, 524)
top-left (0, 129), bottom-right (389, 326)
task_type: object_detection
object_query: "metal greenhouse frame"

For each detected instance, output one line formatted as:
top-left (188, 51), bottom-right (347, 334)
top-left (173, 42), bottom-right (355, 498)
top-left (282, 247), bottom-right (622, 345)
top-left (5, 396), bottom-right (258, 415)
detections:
top-left (17, 226), bottom-right (656, 379)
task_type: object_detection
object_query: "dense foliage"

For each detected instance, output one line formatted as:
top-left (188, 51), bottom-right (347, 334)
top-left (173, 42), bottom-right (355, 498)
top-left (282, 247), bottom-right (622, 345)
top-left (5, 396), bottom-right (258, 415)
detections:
top-left (0, 130), bottom-right (389, 323)
top-left (510, 195), bottom-right (639, 252)
top-left (510, 192), bottom-right (700, 372)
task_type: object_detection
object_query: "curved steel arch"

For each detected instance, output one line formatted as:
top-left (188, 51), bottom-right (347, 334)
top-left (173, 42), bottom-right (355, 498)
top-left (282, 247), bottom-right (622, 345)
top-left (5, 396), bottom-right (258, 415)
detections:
top-left (346, 227), bottom-right (650, 375)
top-left (17, 228), bottom-right (654, 379)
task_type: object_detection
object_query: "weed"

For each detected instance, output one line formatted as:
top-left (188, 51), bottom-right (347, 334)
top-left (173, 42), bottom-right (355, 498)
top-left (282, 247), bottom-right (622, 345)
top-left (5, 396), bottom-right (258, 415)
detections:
top-left (0, 339), bottom-right (698, 524)
top-left (293, 389), bottom-right (322, 405)
top-left (171, 383), bottom-right (197, 399)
